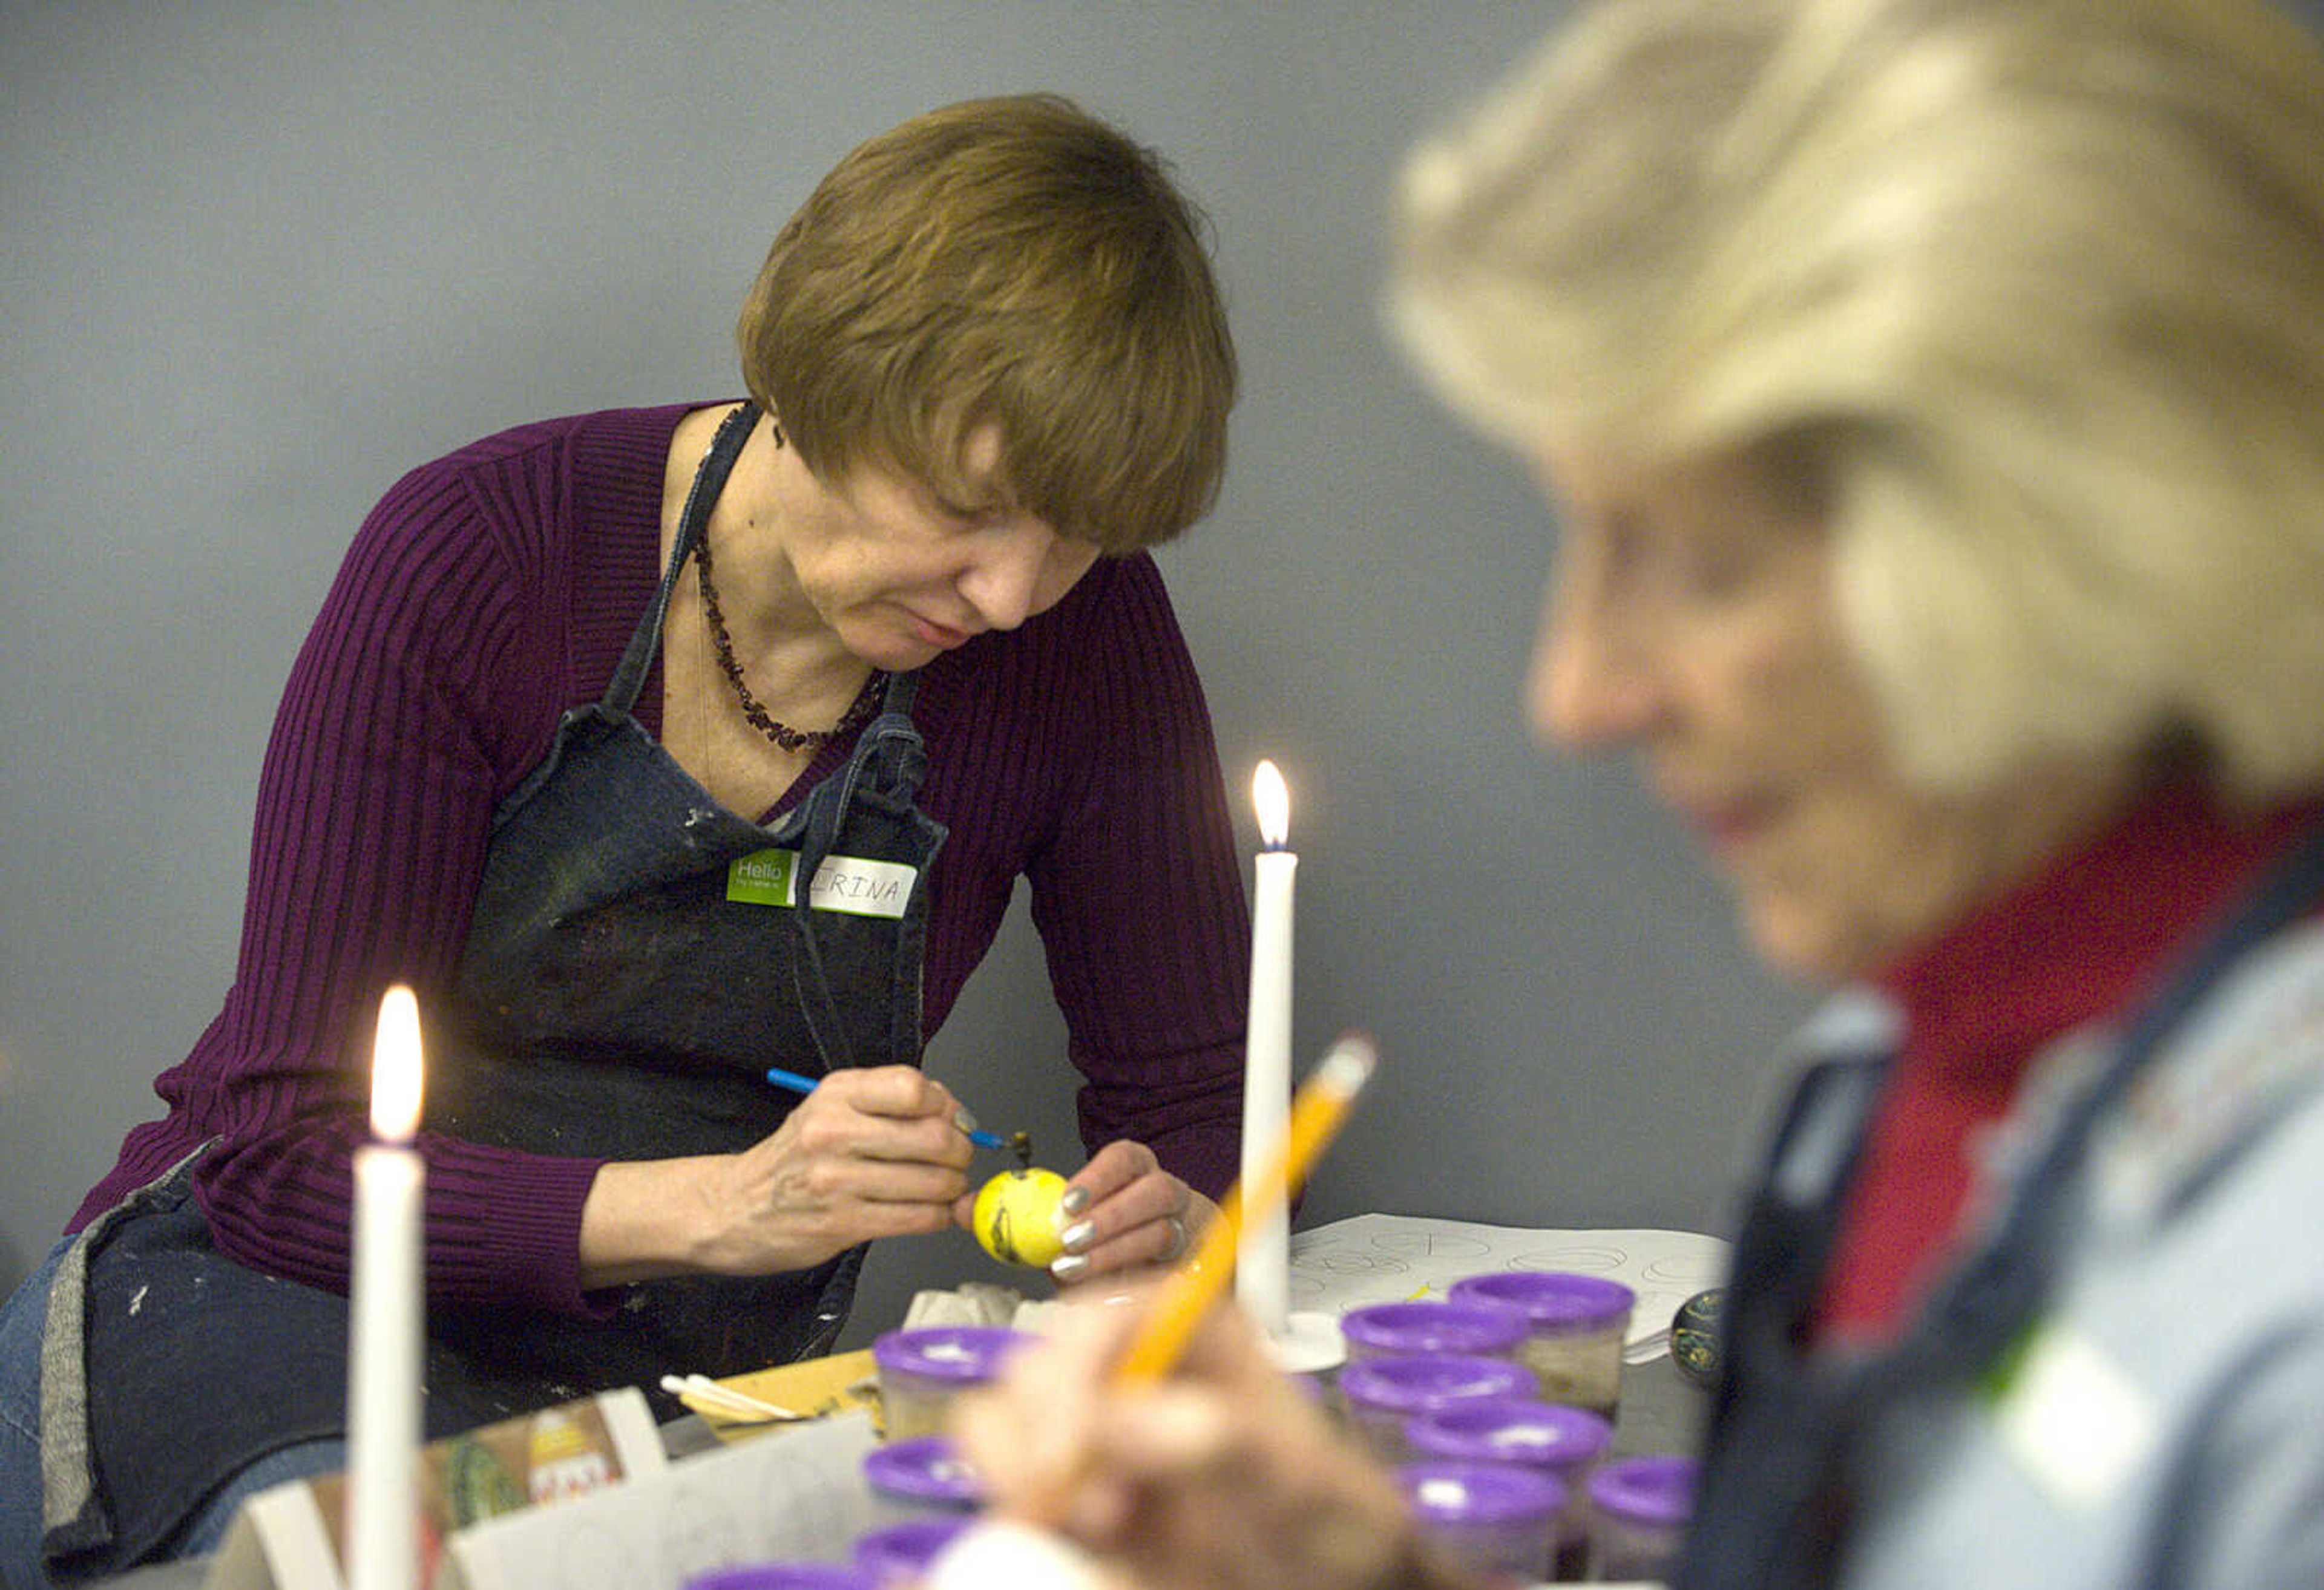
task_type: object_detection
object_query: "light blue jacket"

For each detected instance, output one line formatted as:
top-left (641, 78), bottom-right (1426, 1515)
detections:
top-left (1836, 914), bottom-right (2324, 1588)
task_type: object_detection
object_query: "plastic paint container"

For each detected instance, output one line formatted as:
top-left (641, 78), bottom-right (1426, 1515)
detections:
top-left (1404, 1398), bottom-right (1612, 1581)
top-left (680, 1564), bottom-right (882, 1590)
top-left (871, 1326), bottom-right (1032, 1440)
top-left (852, 1515), bottom-right (975, 1585)
top-left (860, 1435), bottom-right (986, 1525)
top-left (1336, 1353), bottom-right (1535, 1462)
top-left (1397, 1460), bottom-right (1566, 1583)
top-left (1587, 1454), bottom-right (1700, 1585)
top-left (1339, 1300), bottom-right (1529, 1364)
top-left (1448, 1271), bottom-right (1635, 1418)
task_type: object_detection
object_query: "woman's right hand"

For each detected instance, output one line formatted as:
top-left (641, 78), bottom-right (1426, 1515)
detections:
top-left (577, 1064), bottom-right (975, 1286)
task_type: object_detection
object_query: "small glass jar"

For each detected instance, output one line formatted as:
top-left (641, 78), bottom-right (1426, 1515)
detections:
top-left (1448, 1271), bottom-right (1634, 1418)
top-left (1404, 1398), bottom-right (1611, 1582)
top-left (1587, 1454), bottom-right (1700, 1585)
top-left (680, 1565), bottom-right (882, 1590)
top-left (852, 1515), bottom-right (974, 1585)
top-left (1396, 1460), bottom-right (1566, 1583)
top-left (872, 1325), bottom-right (1032, 1441)
top-left (1336, 1353), bottom-right (1535, 1462)
top-left (1339, 1301), bottom-right (1528, 1364)
top-left (860, 1435), bottom-right (986, 1526)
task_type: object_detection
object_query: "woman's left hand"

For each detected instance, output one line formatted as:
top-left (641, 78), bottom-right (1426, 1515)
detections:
top-left (1001, 1139), bottom-right (1215, 1287)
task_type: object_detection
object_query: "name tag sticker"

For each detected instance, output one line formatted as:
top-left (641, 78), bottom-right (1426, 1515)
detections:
top-left (726, 849), bottom-right (917, 920)
top-left (1986, 1323), bottom-right (2156, 1511)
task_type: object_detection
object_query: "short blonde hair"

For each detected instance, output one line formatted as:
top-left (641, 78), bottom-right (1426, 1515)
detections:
top-left (1394, 0), bottom-right (2324, 798)
top-left (738, 94), bottom-right (1235, 553)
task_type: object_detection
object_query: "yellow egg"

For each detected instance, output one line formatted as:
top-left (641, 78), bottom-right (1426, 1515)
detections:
top-left (973, 1166), bottom-right (1071, 1268)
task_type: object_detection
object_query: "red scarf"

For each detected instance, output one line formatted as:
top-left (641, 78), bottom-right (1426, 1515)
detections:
top-left (1812, 780), bottom-right (2323, 1345)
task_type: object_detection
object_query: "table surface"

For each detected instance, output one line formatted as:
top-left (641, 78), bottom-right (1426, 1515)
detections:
top-left (103, 1354), bottom-right (1708, 1587)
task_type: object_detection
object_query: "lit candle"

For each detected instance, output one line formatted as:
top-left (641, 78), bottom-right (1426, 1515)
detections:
top-left (347, 984), bottom-right (425, 1590)
top-left (1237, 761), bottom-right (1295, 1336)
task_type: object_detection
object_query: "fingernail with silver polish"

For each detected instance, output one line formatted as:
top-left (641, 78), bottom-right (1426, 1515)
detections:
top-left (954, 1109), bottom-right (980, 1134)
top-left (1059, 1219), bottom-right (1095, 1254)
top-left (1060, 1186), bottom-right (1091, 1215)
top-left (1048, 1254), bottom-right (1089, 1282)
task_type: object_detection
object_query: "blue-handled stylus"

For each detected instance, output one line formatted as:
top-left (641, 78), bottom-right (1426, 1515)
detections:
top-left (764, 1065), bottom-right (1009, 1150)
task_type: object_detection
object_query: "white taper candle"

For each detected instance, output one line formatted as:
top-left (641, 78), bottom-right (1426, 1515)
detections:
top-left (347, 984), bottom-right (425, 1590)
top-left (1237, 761), bottom-right (1295, 1335)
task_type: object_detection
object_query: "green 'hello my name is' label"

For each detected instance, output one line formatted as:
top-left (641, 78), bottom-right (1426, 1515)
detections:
top-left (725, 848), bottom-right (916, 920)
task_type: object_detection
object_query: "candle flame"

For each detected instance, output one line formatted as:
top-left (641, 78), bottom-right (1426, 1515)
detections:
top-left (370, 985), bottom-right (424, 1144)
top-left (1252, 759), bottom-right (1290, 848)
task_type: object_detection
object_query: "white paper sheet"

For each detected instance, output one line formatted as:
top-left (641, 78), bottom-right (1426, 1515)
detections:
top-left (1288, 1212), bottom-right (1730, 1362)
top-left (436, 1412), bottom-right (879, 1590)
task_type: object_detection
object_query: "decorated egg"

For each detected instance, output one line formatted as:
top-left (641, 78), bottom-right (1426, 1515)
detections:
top-left (973, 1166), bottom-right (1071, 1267)
top-left (1670, 1287), bottom-right (1724, 1389)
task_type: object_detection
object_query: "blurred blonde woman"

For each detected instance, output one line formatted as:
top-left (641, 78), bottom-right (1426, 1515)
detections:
top-left (953, 2), bottom-right (2324, 1588)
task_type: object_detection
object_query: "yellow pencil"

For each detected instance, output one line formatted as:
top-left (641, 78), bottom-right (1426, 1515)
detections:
top-left (1112, 1033), bottom-right (1379, 1384)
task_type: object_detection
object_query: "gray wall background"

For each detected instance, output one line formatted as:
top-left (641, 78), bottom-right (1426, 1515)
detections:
top-left (0, 2), bottom-right (1813, 1337)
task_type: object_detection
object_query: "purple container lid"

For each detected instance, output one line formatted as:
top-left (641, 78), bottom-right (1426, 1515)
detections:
top-left (681, 1565), bottom-right (881, 1590)
top-left (852, 1516), bottom-right (974, 1580)
top-left (872, 1325), bottom-right (1031, 1383)
top-left (1405, 1397), bottom-right (1612, 1472)
top-left (1587, 1454), bottom-right (1702, 1528)
top-left (1397, 1459), bottom-right (1566, 1527)
top-left (1449, 1271), bottom-right (1636, 1333)
top-left (1341, 1301), bottom-right (1528, 1358)
top-left (1338, 1353), bottom-right (1534, 1416)
top-left (860, 1435), bottom-right (986, 1507)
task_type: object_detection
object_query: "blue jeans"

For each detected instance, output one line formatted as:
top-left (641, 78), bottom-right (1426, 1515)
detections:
top-left (0, 1235), bottom-right (343, 1586)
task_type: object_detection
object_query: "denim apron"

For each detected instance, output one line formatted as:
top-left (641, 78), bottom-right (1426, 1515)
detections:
top-left (1674, 819), bottom-right (2324, 1590)
top-left (34, 401), bottom-right (944, 1576)
top-left (428, 399), bottom-right (942, 1395)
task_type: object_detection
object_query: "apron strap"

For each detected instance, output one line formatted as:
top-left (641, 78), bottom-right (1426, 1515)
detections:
top-left (787, 671), bottom-right (931, 1073)
top-left (1683, 1056), bottom-right (1885, 1590)
top-left (603, 402), bottom-right (761, 717)
top-left (37, 1144), bottom-right (212, 1565)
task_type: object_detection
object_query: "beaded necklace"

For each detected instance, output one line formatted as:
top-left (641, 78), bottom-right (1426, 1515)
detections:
top-left (691, 423), bottom-right (885, 753)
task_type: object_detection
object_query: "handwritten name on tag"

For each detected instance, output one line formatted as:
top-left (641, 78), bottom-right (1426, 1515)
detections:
top-left (726, 849), bottom-right (917, 920)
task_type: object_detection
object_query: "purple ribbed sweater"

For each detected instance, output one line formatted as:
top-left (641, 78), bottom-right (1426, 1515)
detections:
top-left (73, 404), bottom-right (1250, 1319)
